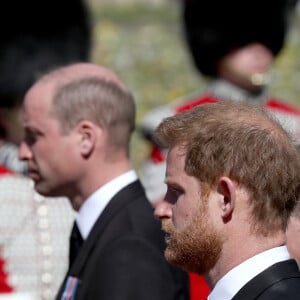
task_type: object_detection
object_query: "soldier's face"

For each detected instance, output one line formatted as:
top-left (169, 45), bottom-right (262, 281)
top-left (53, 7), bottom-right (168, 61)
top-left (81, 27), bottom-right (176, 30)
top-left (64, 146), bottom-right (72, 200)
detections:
top-left (217, 42), bottom-right (273, 91)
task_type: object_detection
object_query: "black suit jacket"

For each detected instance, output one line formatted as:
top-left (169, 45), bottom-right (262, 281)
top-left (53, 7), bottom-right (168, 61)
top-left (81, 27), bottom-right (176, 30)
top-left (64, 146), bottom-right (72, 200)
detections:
top-left (232, 259), bottom-right (300, 300)
top-left (56, 180), bottom-right (189, 300)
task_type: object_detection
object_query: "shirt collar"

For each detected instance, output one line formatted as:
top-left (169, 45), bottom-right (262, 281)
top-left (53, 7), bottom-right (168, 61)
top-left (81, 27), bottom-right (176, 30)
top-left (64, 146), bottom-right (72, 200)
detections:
top-left (76, 170), bottom-right (138, 239)
top-left (208, 245), bottom-right (291, 300)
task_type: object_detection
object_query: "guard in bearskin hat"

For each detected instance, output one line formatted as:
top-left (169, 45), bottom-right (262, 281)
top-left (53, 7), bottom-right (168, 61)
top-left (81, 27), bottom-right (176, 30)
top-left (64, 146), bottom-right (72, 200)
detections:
top-left (184, 0), bottom-right (293, 78)
top-left (0, 0), bottom-right (91, 173)
top-left (139, 0), bottom-right (299, 203)
top-left (0, 1), bottom-right (91, 299)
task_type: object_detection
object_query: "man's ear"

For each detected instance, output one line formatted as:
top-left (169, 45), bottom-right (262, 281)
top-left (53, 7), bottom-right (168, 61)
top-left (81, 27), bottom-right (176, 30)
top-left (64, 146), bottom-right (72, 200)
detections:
top-left (217, 177), bottom-right (236, 223)
top-left (77, 120), bottom-right (97, 158)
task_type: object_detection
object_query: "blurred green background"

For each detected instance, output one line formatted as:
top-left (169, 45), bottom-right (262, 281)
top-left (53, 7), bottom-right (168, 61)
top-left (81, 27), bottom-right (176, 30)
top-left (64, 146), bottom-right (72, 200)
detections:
top-left (88, 1), bottom-right (300, 170)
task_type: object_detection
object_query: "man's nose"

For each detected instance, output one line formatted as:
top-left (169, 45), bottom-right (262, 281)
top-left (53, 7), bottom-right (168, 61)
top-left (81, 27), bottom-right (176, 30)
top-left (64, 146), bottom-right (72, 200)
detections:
top-left (19, 141), bottom-right (32, 161)
top-left (154, 200), bottom-right (172, 220)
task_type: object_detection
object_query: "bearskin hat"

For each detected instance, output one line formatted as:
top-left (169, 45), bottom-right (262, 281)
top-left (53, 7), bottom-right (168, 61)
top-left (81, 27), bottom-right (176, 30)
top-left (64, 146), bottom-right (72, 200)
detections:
top-left (0, 0), bottom-right (92, 108)
top-left (183, 0), bottom-right (297, 77)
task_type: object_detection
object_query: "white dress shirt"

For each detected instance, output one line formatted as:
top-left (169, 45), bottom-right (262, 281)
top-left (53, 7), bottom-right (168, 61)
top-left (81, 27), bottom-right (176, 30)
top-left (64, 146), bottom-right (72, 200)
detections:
top-left (75, 170), bottom-right (138, 239)
top-left (208, 246), bottom-right (291, 300)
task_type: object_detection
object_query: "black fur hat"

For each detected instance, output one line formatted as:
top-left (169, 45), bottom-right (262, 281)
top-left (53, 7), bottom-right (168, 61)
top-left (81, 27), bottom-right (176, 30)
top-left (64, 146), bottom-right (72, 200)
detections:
top-left (183, 0), bottom-right (297, 77)
top-left (0, 0), bottom-right (92, 108)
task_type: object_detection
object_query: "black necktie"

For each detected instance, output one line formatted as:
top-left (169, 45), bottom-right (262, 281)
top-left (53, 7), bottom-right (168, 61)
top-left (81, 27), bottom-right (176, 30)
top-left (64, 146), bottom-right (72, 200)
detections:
top-left (69, 222), bottom-right (83, 268)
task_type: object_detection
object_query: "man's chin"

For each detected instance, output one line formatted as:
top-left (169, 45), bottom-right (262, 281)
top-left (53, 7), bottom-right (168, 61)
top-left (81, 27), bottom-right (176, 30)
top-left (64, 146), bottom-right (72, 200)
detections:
top-left (28, 172), bottom-right (41, 183)
top-left (166, 252), bottom-right (203, 275)
top-left (165, 248), bottom-right (193, 273)
top-left (164, 246), bottom-right (181, 266)
top-left (33, 182), bottom-right (52, 197)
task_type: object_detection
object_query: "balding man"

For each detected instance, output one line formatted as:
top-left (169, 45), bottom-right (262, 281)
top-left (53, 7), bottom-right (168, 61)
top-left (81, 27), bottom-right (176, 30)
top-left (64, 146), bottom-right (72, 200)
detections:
top-left (154, 101), bottom-right (300, 300)
top-left (19, 63), bottom-right (189, 300)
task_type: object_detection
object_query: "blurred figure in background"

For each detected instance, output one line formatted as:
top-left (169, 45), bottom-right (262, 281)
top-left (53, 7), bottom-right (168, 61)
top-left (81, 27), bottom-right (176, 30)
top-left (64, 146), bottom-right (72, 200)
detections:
top-left (139, 0), bottom-right (300, 205)
top-left (138, 0), bottom-right (300, 299)
top-left (0, 0), bottom-right (91, 299)
top-left (0, 171), bottom-right (75, 300)
top-left (0, 0), bottom-right (91, 174)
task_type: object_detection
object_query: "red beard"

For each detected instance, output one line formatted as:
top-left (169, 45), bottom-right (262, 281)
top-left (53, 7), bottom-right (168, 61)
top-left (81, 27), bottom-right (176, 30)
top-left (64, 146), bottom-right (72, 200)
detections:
top-left (162, 211), bottom-right (222, 275)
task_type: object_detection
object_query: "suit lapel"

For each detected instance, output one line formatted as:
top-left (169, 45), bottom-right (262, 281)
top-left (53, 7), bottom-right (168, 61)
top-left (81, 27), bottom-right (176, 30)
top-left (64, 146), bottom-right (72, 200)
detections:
top-left (69, 180), bottom-right (145, 276)
top-left (56, 180), bottom-right (145, 299)
top-left (232, 259), bottom-right (300, 300)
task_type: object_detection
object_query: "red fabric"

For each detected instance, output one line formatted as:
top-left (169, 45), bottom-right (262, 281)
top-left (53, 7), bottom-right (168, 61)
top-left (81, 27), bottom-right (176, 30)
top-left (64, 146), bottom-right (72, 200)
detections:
top-left (189, 273), bottom-right (210, 300)
top-left (0, 257), bottom-right (13, 293)
top-left (150, 145), bottom-right (166, 163)
top-left (0, 165), bottom-right (13, 175)
top-left (176, 94), bottom-right (219, 113)
top-left (265, 98), bottom-right (300, 115)
top-left (175, 93), bottom-right (300, 117)
top-left (0, 168), bottom-right (14, 293)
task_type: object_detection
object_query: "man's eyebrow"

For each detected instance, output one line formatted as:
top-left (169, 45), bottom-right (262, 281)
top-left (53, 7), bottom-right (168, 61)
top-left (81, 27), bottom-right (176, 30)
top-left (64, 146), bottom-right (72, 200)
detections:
top-left (164, 179), bottom-right (182, 190)
top-left (23, 125), bottom-right (35, 131)
top-left (24, 125), bottom-right (43, 135)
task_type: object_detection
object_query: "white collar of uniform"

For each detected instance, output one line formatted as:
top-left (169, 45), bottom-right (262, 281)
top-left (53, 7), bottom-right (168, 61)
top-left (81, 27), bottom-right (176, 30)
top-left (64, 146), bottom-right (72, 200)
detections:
top-left (76, 170), bottom-right (138, 240)
top-left (208, 245), bottom-right (291, 300)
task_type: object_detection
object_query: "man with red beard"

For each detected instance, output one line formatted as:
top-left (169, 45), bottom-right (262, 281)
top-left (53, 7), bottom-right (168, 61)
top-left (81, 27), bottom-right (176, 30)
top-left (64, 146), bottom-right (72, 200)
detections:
top-left (154, 101), bottom-right (300, 299)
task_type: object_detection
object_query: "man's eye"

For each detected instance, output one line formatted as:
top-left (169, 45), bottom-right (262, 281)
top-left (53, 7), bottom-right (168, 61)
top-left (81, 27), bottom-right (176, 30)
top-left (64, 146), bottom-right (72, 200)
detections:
top-left (24, 133), bottom-right (37, 145)
top-left (165, 187), bottom-right (182, 205)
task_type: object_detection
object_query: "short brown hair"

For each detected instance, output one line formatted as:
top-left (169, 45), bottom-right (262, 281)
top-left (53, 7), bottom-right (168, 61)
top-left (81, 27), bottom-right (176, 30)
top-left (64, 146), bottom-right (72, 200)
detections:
top-left (155, 101), bottom-right (300, 235)
top-left (51, 76), bottom-right (135, 153)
